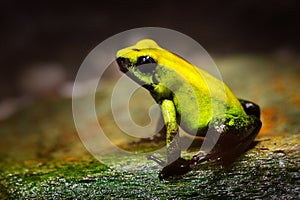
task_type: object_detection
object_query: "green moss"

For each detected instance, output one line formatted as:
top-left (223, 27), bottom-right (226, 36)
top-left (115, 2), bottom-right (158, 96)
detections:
top-left (1, 135), bottom-right (299, 199)
top-left (0, 158), bottom-right (109, 199)
top-left (0, 55), bottom-right (299, 199)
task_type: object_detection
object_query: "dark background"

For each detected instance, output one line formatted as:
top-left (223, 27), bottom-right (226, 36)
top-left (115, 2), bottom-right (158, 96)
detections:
top-left (1, 0), bottom-right (299, 100)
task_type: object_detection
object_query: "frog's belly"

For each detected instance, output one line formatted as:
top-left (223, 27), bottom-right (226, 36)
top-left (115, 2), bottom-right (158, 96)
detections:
top-left (174, 97), bottom-right (230, 137)
top-left (176, 106), bottom-right (211, 137)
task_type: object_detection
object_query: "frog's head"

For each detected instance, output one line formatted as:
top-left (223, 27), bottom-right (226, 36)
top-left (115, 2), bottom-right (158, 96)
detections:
top-left (116, 39), bottom-right (161, 89)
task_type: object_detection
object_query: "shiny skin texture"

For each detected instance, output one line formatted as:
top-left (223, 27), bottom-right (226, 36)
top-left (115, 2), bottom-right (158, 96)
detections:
top-left (116, 39), bottom-right (262, 179)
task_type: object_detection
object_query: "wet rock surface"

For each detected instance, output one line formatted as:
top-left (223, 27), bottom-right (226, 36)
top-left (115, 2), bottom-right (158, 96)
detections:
top-left (0, 55), bottom-right (299, 199)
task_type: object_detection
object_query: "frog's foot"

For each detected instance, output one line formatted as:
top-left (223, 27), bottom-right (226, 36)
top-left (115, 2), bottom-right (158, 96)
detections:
top-left (191, 152), bottom-right (211, 163)
top-left (147, 155), bottom-right (194, 179)
top-left (148, 153), bottom-right (211, 180)
top-left (158, 158), bottom-right (194, 180)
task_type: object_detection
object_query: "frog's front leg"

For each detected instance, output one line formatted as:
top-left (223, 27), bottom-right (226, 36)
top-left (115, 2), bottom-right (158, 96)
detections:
top-left (151, 100), bottom-right (193, 179)
top-left (161, 99), bottom-right (180, 163)
top-left (147, 99), bottom-right (180, 166)
top-left (147, 99), bottom-right (192, 179)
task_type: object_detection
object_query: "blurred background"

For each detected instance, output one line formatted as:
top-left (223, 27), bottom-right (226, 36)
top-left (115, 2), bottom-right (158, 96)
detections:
top-left (1, 2), bottom-right (300, 198)
top-left (0, 0), bottom-right (299, 119)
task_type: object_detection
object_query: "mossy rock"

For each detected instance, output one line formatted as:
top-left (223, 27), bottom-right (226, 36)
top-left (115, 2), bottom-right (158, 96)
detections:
top-left (0, 55), bottom-right (299, 199)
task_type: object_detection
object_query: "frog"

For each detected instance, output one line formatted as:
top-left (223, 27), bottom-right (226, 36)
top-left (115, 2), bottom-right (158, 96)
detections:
top-left (116, 39), bottom-right (262, 179)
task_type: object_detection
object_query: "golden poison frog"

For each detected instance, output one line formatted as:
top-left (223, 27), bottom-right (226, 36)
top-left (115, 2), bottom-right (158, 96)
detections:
top-left (116, 39), bottom-right (262, 179)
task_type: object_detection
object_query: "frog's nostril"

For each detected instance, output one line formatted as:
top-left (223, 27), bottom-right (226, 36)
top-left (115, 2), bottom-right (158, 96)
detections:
top-left (116, 57), bottom-right (130, 73)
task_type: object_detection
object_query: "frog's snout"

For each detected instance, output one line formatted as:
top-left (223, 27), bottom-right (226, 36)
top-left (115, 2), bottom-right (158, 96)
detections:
top-left (116, 57), bottom-right (131, 73)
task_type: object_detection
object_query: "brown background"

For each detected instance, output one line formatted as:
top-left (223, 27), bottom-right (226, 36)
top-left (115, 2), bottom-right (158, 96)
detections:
top-left (1, 1), bottom-right (299, 99)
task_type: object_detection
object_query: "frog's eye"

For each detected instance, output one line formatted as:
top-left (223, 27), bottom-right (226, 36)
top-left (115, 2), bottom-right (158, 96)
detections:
top-left (135, 56), bottom-right (157, 75)
top-left (136, 56), bottom-right (156, 66)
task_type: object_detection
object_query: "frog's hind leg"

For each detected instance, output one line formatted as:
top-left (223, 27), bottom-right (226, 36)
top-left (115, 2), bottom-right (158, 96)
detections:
top-left (192, 115), bottom-right (262, 166)
top-left (216, 120), bottom-right (261, 165)
top-left (155, 113), bottom-right (262, 179)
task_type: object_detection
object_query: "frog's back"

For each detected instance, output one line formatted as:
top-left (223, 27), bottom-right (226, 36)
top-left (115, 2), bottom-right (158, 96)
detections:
top-left (195, 67), bottom-right (246, 116)
top-left (155, 49), bottom-right (246, 132)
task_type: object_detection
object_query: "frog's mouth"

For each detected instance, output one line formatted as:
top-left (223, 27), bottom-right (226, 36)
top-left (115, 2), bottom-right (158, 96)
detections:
top-left (116, 57), bottom-right (147, 87)
top-left (116, 57), bottom-right (130, 73)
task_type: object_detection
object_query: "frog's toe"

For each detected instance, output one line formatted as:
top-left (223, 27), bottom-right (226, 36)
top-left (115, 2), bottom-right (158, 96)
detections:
top-left (147, 155), bottom-right (166, 166)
